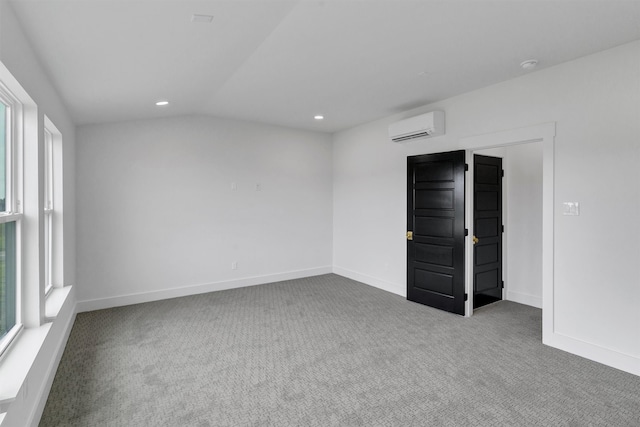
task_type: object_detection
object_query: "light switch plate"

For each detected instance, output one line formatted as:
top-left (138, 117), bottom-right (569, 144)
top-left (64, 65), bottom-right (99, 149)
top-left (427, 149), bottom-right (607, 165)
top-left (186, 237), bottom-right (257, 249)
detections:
top-left (563, 202), bottom-right (580, 216)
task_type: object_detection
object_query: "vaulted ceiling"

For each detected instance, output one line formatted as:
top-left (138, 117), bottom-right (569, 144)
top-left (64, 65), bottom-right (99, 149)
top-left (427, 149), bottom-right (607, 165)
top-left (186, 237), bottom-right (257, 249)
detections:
top-left (10, 0), bottom-right (640, 132)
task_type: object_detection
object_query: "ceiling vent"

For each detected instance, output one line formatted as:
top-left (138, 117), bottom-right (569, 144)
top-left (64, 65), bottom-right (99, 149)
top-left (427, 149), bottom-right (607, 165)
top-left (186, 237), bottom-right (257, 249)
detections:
top-left (389, 111), bottom-right (445, 143)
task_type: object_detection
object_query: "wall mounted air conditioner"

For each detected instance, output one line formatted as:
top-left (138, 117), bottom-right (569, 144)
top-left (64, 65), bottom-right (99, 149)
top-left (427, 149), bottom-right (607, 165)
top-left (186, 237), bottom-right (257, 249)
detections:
top-left (388, 111), bottom-right (445, 143)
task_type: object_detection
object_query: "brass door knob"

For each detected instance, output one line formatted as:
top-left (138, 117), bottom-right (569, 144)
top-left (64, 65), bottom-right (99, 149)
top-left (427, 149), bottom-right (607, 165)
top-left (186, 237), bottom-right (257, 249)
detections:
top-left (406, 231), bottom-right (413, 241)
top-left (472, 235), bottom-right (479, 245)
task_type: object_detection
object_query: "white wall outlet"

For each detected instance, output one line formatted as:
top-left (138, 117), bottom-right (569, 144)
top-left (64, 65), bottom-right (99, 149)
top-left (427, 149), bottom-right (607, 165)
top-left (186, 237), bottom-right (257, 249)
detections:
top-left (231, 182), bottom-right (237, 191)
top-left (231, 262), bottom-right (238, 270)
top-left (255, 183), bottom-right (261, 191)
top-left (562, 202), bottom-right (580, 216)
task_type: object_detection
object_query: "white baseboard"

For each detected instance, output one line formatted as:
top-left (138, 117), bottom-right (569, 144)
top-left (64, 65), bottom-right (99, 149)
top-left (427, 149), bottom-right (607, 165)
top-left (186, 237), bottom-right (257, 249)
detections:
top-left (332, 266), bottom-right (404, 297)
top-left (544, 331), bottom-right (640, 377)
top-left (506, 290), bottom-right (542, 308)
top-left (76, 266), bottom-right (333, 313)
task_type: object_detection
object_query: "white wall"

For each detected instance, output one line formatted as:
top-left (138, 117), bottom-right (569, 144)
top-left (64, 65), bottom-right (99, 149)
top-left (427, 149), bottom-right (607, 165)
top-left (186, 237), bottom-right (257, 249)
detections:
top-left (0, 1), bottom-right (77, 425)
top-left (76, 115), bottom-right (333, 308)
top-left (504, 143), bottom-right (543, 308)
top-left (333, 40), bottom-right (640, 375)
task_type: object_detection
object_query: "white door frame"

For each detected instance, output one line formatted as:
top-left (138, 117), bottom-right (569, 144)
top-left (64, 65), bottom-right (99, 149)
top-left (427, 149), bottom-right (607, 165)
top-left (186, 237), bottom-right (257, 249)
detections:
top-left (459, 123), bottom-right (555, 344)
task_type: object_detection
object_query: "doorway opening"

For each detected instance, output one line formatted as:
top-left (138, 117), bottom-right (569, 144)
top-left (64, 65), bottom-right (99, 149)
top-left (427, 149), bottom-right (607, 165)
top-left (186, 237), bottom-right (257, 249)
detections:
top-left (461, 123), bottom-right (554, 322)
top-left (406, 123), bottom-right (554, 323)
top-left (471, 143), bottom-right (543, 313)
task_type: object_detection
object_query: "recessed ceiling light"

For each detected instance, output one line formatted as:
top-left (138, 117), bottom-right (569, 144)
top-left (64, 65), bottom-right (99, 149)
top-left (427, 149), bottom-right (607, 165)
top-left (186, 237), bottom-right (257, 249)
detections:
top-left (314, 115), bottom-right (324, 120)
top-left (191, 14), bottom-right (214, 23)
top-left (520, 59), bottom-right (538, 70)
top-left (155, 100), bottom-right (169, 106)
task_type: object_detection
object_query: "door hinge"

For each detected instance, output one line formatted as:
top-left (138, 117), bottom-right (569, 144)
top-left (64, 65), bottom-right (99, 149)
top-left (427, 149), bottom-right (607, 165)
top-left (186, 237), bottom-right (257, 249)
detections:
top-left (464, 163), bottom-right (469, 171)
top-left (464, 293), bottom-right (468, 301)
top-left (464, 229), bottom-right (469, 236)
top-left (501, 281), bottom-right (505, 289)
top-left (501, 169), bottom-right (505, 177)
top-left (501, 225), bottom-right (504, 233)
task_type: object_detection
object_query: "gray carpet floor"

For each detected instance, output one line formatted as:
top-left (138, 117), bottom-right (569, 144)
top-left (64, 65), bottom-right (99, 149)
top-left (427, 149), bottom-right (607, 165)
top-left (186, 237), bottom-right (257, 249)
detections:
top-left (40, 274), bottom-right (640, 426)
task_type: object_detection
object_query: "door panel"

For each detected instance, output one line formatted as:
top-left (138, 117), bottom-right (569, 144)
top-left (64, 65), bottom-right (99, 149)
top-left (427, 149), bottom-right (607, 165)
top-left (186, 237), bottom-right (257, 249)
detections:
top-left (475, 163), bottom-right (500, 184)
top-left (476, 244), bottom-right (499, 265)
top-left (473, 154), bottom-right (503, 309)
top-left (475, 218), bottom-right (498, 237)
top-left (415, 217), bottom-right (454, 238)
top-left (476, 269), bottom-right (499, 292)
top-left (414, 269), bottom-right (453, 296)
top-left (416, 161), bottom-right (454, 181)
top-left (476, 191), bottom-right (499, 211)
top-left (414, 244), bottom-right (454, 267)
top-left (415, 189), bottom-right (454, 209)
top-left (407, 150), bottom-right (466, 315)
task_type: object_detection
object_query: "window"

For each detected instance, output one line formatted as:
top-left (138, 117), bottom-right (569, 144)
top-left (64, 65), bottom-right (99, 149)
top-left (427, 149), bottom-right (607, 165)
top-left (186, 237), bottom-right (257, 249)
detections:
top-left (43, 116), bottom-right (63, 298)
top-left (0, 100), bottom-right (11, 338)
top-left (0, 222), bottom-right (17, 339)
top-left (0, 83), bottom-right (22, 355)
top-left (44, 129), bottom-right (53, 295)
top-left (0, 100), bottom-right (6, 211)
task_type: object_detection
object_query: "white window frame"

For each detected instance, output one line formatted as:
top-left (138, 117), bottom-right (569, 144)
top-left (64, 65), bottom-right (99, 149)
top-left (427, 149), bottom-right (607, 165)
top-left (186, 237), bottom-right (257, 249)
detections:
top-left (0, 80), bottom-right (24, 358)
top-left (43, 128), bottom-right (53, 296)
top-left (43, 115), bottom-right (63, 300)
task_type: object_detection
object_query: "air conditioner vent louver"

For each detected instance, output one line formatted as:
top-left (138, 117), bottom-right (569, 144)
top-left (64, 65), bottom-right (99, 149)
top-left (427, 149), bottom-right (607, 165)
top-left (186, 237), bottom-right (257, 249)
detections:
top-left (388, 111), bottom-right (445, 143)
top-left (391, 130), bottom-right (433, 143)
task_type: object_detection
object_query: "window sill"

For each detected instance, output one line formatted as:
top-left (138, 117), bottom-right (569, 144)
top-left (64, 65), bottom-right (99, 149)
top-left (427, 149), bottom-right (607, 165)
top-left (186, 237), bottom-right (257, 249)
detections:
top-left (0, 286), bottom-right (72, 416)
top-left (45, 286), bottom-right (71, 321)
top-left (0, 323), bottom-right (51, 412)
